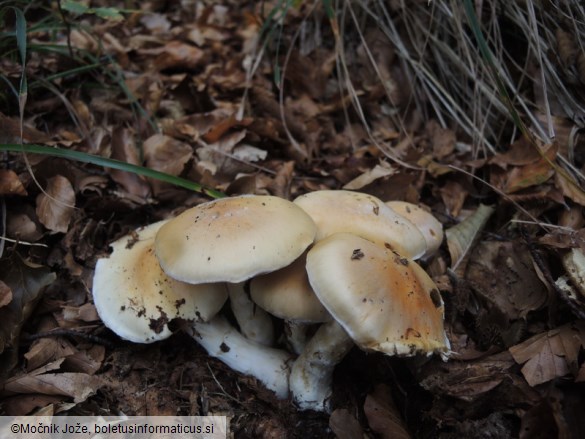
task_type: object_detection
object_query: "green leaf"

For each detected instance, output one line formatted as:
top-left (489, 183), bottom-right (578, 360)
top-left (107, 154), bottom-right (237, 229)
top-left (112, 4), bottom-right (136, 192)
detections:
top-left (93, 7), bottom-right (124, 21)
top-left (61, 0), bottom-right (89, 15)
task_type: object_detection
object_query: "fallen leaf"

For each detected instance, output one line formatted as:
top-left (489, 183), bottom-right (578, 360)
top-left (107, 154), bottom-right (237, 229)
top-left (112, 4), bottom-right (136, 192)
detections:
top-left (24, 338), bottom-right (76, 371)
top-left (0, 256), bottom-right (56, 355)
top-left (343, 162), bottom-right (396, 190)
top-left (0, 169), bottom-right (27, 196)
top-left (500, 144), bottom-right (557, 193)
top-left (466, 241), bottom-right (548, 319)
top-left (0, 281), bottom-right (12, 308)
top-left (329, 408), bottom-right (363, 439)
top-left (109, 127), bottom-right (151, 199)
top-left (152, 41), bottom-right (205, 71)
top-left (35, 175), bottom-right (75, 233)
top-left (364, 384), bottom-right (411, 439)
top-left (143, 134), bottom-right (193, 175)
top-left (509, 321), bottom-right (585, 386)
top-left (555, 172), bottom-right (585, 207)
top-left (446, 204), bottom-right (494, 274)
top-left (3, 371), bottom-right (102, 403)
top-left (439, 179), bottom-right (468, 217)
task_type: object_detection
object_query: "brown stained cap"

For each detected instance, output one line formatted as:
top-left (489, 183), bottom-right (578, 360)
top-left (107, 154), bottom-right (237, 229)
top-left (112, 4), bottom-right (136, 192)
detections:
top-left (305, 232), bottom-right (450, 357)
top-left (92, 221), bottom-right (228, 343)
top-left (294, 190), bottom-right (426, 259)
top-left (386, 201), bottom-right (444, 258)
top-left (154, 195), bottom-right (317, 284)
top-left (250, 252), bottom-right (331, 323)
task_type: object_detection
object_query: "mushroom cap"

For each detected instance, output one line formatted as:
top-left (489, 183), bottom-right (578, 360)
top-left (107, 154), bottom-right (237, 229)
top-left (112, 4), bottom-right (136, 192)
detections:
top-left (385, 201), bottom-right (443, 257)
top-left (293, 190), bottom-right (426, 259)
top-left (250, 252), bottom-right (331, 323)
top-left (305, 233), bottom-right (450, 356)
top-left (154, 195), bottom-right (317, 284)
top-left (93, 221), bottom-right (228, 343)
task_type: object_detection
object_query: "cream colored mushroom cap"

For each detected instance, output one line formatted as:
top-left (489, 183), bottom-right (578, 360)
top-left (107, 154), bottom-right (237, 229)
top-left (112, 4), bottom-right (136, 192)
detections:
top-left (386, 201), bottom-right (443, 257)
top-left (250, 252), bottom-right (331, 323)
top-left (305, 233), bottom-right (450, 356)
top-left (294, 190), bottom-right (426, 259)
top-left (93, 221), bottom-right (228, 344)
top-left (154, 195), bottom-right (317, 284)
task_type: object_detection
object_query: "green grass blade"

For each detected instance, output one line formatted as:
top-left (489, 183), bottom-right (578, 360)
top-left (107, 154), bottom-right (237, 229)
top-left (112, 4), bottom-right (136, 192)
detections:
top-left (0, 144), bottom-right (226, 199)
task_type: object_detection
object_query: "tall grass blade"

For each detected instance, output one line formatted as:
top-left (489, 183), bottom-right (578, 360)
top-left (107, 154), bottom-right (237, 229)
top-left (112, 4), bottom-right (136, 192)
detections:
top-left (0, 144), bottom-right (226, 199)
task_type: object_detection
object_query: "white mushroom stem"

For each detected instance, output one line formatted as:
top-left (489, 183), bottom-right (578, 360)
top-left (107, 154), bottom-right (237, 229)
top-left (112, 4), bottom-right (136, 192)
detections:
top-left (285, 321), bottom-right (310, 355)
top-left (187, 315), bottom-right (291, 399)
top-left (289, 320), bottom-right (354, 412)
top-left (227, 282), bottom-right (275, 346)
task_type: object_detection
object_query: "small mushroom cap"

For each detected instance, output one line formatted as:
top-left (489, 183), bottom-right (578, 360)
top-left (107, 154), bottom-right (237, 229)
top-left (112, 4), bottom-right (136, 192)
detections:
top-left (93, 221), bottom-right (228, 344)
top-left (385, 201), bottom-right (443, 257)
top-left (306, 233), bottom-right (450, 356)
top-left (294, 190), bottom-right (426, 259)
top-left (155, 195), bottom-right (317, 284)
top-left (250, 252), bottom-right (331, 323)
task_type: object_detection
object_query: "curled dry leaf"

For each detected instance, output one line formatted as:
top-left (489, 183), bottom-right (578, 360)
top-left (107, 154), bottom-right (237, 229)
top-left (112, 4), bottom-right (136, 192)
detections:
top-left (35, 175), bottom-right (75, 234)
top-left (446, 204), bottom-right (495, 274)
top-left (0, 169), bottom-right (27, 196)
top-left (0, 281), bottom-right (12, 308)
top-left (0, 256), bottom-right (56, 355)
top-left (509, 321), bottom-right (585, 387)
top-left (364, 384), bottom-right (411, 439)
top-left (329, 409), bottom-right (364, 439)
top-left (152, 41), bottom-right (205, 71)
top-left (342, 162), bottom-right (396, 190)
top-left (3, 370), bottom-right (102, 403)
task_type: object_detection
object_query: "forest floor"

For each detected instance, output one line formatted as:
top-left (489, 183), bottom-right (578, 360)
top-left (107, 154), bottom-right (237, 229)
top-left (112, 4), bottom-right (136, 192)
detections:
top-left (1, 2), bottom-right (585, 438)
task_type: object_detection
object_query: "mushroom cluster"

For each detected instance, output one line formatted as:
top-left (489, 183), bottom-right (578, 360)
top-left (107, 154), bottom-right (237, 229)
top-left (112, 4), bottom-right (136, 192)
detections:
top-left (92, 190), bottom-right (450, 412)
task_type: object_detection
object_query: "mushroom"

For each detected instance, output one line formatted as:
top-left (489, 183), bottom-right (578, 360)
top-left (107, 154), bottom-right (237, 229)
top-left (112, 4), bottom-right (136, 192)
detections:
top-left (92, 220), bottom-right (292, 397)
top-left (155, 194), bottom-right (317, 283)
top-left (290, 232), bottom-right (450, 411)
top-left (154, 194), bottom-right (317, 346)
top-left (250, 252), bottom-right (331, 354)
top-left (293, 190), bottom-right (427, 259)
top-left (385, 200), bottom-right (444, 258)
top-left (92, 220), bottom-right (228, 344)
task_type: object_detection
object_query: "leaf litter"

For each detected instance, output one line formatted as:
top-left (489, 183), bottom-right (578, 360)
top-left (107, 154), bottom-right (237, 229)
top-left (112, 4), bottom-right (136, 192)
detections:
top-left (1, 1), bottom-right (585, 438)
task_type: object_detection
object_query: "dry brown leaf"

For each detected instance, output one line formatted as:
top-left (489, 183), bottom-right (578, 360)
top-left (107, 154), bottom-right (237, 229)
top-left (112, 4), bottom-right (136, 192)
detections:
top-left (509, 321), bottom-right (585, 386)
top-left (420, 351), bottom-right (516, 402)
top-left (446, 204), bottom-right (494, 273)
top-left (143, 134), bottom-right (193, 177)
top-left (24, 338), bottom-right (76, 371)
top-left (490, 137), bottom-right (543, 168)
top-left (500, 145), bottom-right (557, 193)
top-left (3, 371), bottom-right (102, 403)
top-left (109, 127), bottom-right (151, 199)
top-left (466, 241), bottom-right (548, 319)
top-left (0, 169), bottom-right (27, 196)
top-left (152, 41), bottom-right (205, 71)
top-left (6, 211), bottom-right (43, 242)
top-left (343, 162), bottom-right (396, 190)
top-left (555, 172), bottom-right (585, 207)
top-left (0, 280), bottom-right (12, 308)
top-left (329, 409), bottom-right (364, 439)
top-left (364, 384), bottom-right (411, 439)
top-left (439, 179), bottom-right (468, 217)
top-left (0, 394), bottom-right (65, 416)
top-left (426, 120), bottom-right (456, 159)
top-left (63, 345), bottom-right (105, 375)
top-left (35, 175), bottom-right (75, 233)
top-left (0, 256), bottom-right (56, 356)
